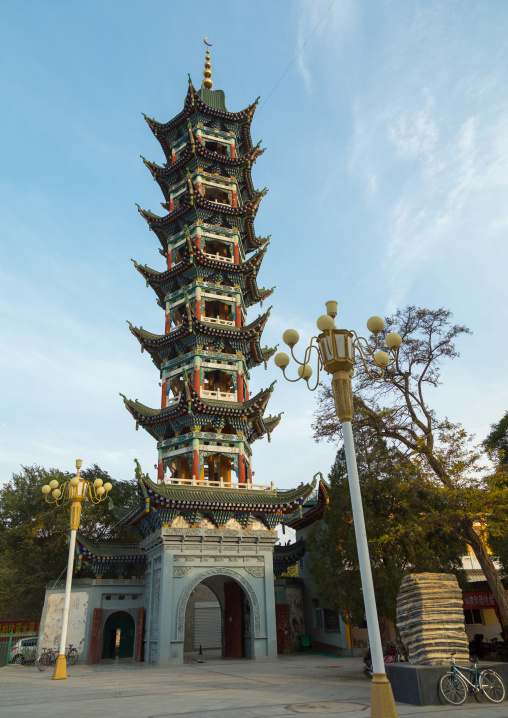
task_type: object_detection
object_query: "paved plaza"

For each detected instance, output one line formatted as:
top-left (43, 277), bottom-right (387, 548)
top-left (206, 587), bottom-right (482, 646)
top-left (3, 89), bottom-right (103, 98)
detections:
top-left (2, 654), bottom-right (508, 718)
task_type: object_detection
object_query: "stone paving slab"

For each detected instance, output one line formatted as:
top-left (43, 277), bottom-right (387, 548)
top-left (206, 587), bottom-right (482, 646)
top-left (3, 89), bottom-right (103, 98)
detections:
top-left (1, 655), bottom-right (508, 718)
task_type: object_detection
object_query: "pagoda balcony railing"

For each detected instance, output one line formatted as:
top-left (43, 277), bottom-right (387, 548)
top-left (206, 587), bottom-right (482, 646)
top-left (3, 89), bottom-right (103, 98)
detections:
top-left (201, 389), bottom-right (237, 402)
top-left (203, 249), bottom-right (234, 264)
top-left (202, 316), bottom-right (235, 327)
top-left (165, 394), bottom-right (180, 407)
top-left (163, 476), bottom-right (275, 491)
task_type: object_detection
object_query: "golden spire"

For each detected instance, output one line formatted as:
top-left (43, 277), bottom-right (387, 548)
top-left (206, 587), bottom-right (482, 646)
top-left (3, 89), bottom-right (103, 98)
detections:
top-left (203, 37), bottom-right (213, 89)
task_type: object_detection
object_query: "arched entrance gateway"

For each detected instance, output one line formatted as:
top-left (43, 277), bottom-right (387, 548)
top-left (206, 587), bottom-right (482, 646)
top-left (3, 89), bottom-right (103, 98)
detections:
top-left (180, 569), bottom-right (259, 658)
top-left (182, 574), bottom-right (254, 659)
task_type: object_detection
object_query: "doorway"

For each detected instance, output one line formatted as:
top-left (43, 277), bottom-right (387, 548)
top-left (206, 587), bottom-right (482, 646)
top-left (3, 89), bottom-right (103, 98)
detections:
top-left (102, 611), bottom-right (135, 659)
top-left (183, 577), bottom-right (252, 659)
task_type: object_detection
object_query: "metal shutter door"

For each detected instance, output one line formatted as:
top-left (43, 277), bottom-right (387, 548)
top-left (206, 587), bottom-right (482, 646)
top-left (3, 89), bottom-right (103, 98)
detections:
top-left (194, 602), bottom-right (222, 649)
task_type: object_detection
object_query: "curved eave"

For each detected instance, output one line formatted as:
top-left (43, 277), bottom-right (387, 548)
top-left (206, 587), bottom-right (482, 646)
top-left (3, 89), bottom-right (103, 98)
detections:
top-left (187, 382), bottom-right (274, 418)
top-left (138, 472), bottom-right (317, 512)
top-left (137, 189), bottom-right (261, 237)
top-left (273, 538), bottom-right (306, 575)
top-left (285, 479), bottom-right (330, 530)
top-left (76, 535), bottom-right (145, 560)
top-left (192, 241), bottom-right (267, 276)
top-left (193, 86), bottom-right (258, 122)
top-left (143, 84), bottom-right (194, 136)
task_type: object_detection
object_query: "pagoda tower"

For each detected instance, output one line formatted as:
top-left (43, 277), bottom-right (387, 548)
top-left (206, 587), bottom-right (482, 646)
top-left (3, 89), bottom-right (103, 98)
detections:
top-left (122, 47), bottom-right (280, 490)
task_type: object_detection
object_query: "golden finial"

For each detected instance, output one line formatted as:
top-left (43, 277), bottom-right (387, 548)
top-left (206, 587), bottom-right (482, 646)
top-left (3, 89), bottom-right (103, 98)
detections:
top-left (203, 37), bottom-right (213, 89)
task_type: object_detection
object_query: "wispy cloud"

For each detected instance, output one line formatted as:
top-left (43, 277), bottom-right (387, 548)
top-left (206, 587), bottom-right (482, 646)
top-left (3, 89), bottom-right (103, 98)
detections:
top-left (294, 0), bottom-right (357, 93)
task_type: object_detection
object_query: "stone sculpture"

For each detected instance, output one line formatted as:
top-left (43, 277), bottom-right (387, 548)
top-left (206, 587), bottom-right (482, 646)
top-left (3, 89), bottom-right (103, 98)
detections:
top-left (396, 573), bottom-right (469, 665)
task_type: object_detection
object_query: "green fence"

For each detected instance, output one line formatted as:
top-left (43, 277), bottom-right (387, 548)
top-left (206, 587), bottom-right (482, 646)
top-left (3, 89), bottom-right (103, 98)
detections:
top-left (0, 632), bottom-right (38, 667)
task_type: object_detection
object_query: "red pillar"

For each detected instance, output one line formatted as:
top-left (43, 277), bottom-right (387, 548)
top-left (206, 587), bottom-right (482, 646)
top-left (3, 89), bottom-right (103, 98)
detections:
top-left (167, 250), bottom-right (172, 270)
top-left (248, 464), bottom-right (252, 485)
top-left (235, 306), bottom-right (242, 327)
top-left (169, 198), bottom-right (174, 212)
top-left (230, 145), bottom-right (236, 158)
top-left (171, 151), bottom-right (176, 164)
top-left (195, 297), bottom-right (201, 318)
top-left (196, 181), bottom-right (202, 195)
top-left (233, 244), bottom-right (239, 264)
top-left (232, 190), bottom-right (237, 208)
top-left (196, 235), bottom-right (201, 250)
top-left (238, 454), bottom-right (246, 485)
top-left (165, 312), bottom-right (171, 334)
top-left (245, 387), bottom-right (249, 401)
top-left (135, 608), bottom-right (144, 662)
top-left (192, 450), bottom-right (199, 480)
top-left (161, 379), bottom-right (167, 408)
top-left (158, 461), bottom-right (163, 483)
top-left (88, 608), bottom-right (103, 664)
top-left (193, 368), bottom-right (200, 394)
top-left (237, 373), bottom-right (244, 402)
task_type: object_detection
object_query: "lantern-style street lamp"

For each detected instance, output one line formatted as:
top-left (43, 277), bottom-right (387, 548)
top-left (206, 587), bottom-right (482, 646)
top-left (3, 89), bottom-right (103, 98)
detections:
top-left (41, 460), bottom-right (112, 679)
top-left (274, 301), bottom-right (402, 718)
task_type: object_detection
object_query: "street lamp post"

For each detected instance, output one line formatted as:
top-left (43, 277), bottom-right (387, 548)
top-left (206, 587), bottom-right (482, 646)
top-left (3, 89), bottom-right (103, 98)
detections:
top-left (274, 301), bottom-right (402, 718)
top-left (41, 460), bottom-right (112, 680)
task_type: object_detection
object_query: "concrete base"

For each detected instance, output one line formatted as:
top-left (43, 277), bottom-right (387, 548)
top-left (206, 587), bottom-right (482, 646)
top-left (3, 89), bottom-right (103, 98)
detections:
top-left (386, 661), bottom-right (508, 705)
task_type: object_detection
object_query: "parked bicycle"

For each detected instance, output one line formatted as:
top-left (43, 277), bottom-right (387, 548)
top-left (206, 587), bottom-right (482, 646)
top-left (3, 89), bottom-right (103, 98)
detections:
top-left (363, 641), bottom-right (410, 678)
top-left (438, 652), bottom-right (505, 705)
top-left (37, 644), bottom-right (78, 671)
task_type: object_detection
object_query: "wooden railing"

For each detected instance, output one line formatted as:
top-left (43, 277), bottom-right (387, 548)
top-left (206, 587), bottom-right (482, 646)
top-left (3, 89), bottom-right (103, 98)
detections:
top-left (203, 250), bottom-right (234, 264)
top-left (163, 476), bottom-right (274, 491)
top-left (202, 315), bottom-right (235, 327)
top-left (201, 389), bottom-right (236, 402)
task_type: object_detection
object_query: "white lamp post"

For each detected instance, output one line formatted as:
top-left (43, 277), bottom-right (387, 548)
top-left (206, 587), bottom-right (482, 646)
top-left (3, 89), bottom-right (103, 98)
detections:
top-left (41, 460), bottom-right (112, 679)
top-left (274, 302), bottom-right (402, 718)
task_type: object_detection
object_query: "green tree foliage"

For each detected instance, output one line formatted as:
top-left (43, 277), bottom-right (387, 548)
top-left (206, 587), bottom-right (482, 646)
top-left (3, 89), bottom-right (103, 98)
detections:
top-left (0, 464), bottom-right (137, 620)
top-left (312, 306), bottom-right (508, 623)
top-left (485, 411), bottom-right (508, 468)
top-left (484, 411), bottom-right (508, 573)
top-left (306, 430), bottom-right (466, 625)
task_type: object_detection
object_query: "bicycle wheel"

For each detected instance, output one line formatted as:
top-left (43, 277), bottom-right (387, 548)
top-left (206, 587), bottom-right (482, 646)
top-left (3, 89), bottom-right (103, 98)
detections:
top-left (439, 672), bottom-right (468, 705)
top-left (66, 648), bottom-right (78, 666)
top-left (37, 654), bottom-right (49, 672)
top-left (480, 670), bottom-right (506, 703)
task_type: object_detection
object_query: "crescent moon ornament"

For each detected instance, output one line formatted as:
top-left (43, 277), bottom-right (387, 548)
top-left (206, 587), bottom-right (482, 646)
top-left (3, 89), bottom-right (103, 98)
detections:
top-left (204, 37), bottom-right (213, 47)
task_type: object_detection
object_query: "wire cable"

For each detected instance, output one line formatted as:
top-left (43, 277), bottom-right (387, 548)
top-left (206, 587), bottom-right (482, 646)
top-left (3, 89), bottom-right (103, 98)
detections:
top-left (258, 0), bottom-right (337, 112)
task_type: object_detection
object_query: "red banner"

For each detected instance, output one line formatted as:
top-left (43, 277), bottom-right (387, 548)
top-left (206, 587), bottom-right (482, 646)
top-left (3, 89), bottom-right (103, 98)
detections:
top-left (0, 620), bottom-right (39, 634)
top-left (463, 591), bottom-right (497, 609)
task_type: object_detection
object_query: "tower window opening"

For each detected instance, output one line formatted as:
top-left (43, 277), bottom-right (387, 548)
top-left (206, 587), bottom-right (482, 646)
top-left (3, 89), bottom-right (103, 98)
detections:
top-left (204, 454), bottom-right (234, 486)
top-left (165, 456), bottom-right (191, 481)
top-left (204, 140), bottom-right (228, 156)
top-left (202, 370), bottom-right (235, 402)
top-left (203, 239), bottom-right (233, 263)
top-left (203, 185), bottom-right (231, 205)
top-left (169, 375), bottom-right (184, 397)
top-left (203, 300), bottom-right (234, 326)
top-left (169, 306), bottom-right (185, 331)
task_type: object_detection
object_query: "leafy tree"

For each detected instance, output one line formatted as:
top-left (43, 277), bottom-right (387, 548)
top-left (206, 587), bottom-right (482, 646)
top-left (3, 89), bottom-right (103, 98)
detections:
top-left (312, 306), bottom-right (508, 624)
top-left (0, 464), bottom-right (137, 619)
top-left (306, 429), bottom-right (466, 626)
top-left (485, 411), bottom-right (508, 468)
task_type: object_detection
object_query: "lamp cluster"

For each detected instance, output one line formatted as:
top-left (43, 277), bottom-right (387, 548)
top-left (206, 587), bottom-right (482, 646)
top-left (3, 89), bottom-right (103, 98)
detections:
top-left (41, 459), bottom-right (112, 506)
top-left (273, 300), bottom-right (402, 389)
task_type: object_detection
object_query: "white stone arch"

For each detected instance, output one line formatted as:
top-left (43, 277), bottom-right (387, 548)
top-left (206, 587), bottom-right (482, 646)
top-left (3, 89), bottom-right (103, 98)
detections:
top-left (176, 567), bottom-right (261, 640)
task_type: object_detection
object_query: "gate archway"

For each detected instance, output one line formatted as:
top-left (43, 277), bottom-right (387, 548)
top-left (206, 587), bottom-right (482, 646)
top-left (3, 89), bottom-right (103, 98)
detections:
top-left (178, 569), bottom-right (260, 659)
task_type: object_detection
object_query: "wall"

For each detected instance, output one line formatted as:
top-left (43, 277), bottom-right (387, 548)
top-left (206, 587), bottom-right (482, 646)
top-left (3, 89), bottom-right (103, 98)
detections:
top-left (40, 591), bottom-right (89, 655)
top-left (293, 525), bottom-right (349, 654)
top-left (39, 579), bottom-right (145, 663)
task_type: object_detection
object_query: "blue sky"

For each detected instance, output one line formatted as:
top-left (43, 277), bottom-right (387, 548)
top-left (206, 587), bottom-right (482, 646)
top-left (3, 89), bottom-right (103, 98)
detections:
top-left (1, 0), bottom-right (508, 491)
